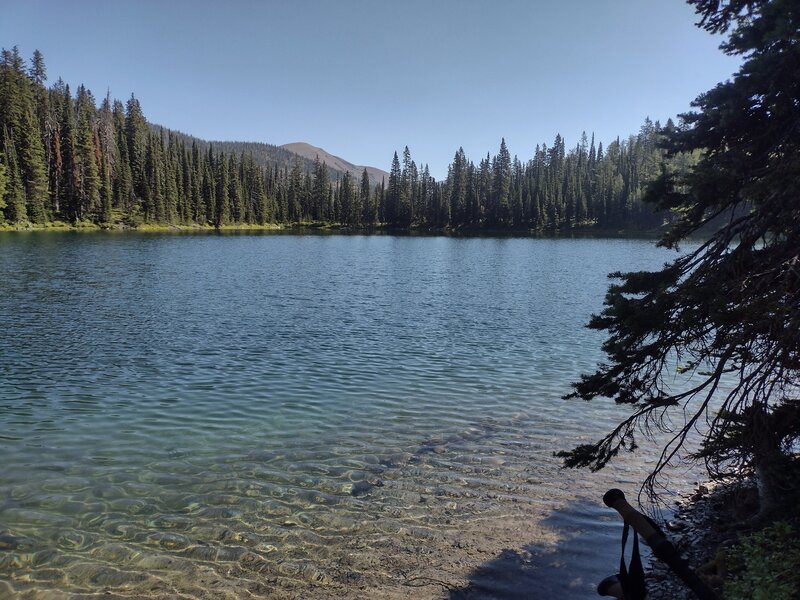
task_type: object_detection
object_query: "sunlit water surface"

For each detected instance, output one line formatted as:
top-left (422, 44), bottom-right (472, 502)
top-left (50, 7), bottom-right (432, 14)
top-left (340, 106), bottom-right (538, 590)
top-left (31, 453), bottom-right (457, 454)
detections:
top-left (0, 232), bottom-right (695, 599)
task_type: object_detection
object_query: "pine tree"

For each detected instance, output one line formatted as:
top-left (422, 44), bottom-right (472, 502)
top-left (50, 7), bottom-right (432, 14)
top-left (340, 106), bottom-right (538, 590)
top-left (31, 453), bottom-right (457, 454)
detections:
top-left (28, 49), bottom-right (46, 86)
top-left (288, 158), bottom-right (303, 222)
top-left (201, 158), bottom-right (215, 225)
top-left (376, 178), bottom-right (385, 223)
top-left (0, 161), bottom-right (7, 222)
top-left (58, 84), bottom-right (82, 222)
top-left (0, 49), bottom-right (26, 177)
top-left (19, 103), bottom-right (48, 223)
top-left (463, 162), bottom-right (477, 225)
top-left (163, 133), bottom-right (180, 223)
top-left (111, 99), bottom-right (132, 214)
top-left (510, 156), bottom-right (524, 226)
top-left (332, 174), bottom-right (342, 222)
top-left (189, 141), bottom-right (202, 222)
top-left (27, 49), bottom-right (50, 221)
top-left (385, 151), bottom-right (401, 225)
top-left (0, 47), bottom-right (48, 222)
top-left (243, 154), bottom-right (268, 224)
top-left (339, 170), bottom-right (359, 225)
top-left (125, 94), bottom-right (148, 208)
top-left (228, 154), bottom-right (242, 223)
top-left (490, 138), bottom-right (511, 225)
top-left (312, 158), bottom-right (330, 221)
top-left (75, 85), bottom-right (100, 221)
top-left (97, 94), bottom-right (116, 223)
top-left (360, 168), bottom-right (373, 224)
top-left (420, 164), bottom-right (432, 226)
top-left (214, 148), bottom-right (230, 227)
top-left (97, 158), bottom-right (111, 223)
top-left (562, 0), bottom-right (800, 512)
top-left (2, 126), bottom-right (26, 222)
top-left (398, 146), bottom-right (413, 227)
top-left (449, 148), bottom-right (467, 225)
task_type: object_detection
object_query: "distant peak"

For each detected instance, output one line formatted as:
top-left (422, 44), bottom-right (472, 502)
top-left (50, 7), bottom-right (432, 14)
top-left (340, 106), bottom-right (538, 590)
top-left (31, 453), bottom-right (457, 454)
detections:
top-left (280, 142), bottom-right (389, 185)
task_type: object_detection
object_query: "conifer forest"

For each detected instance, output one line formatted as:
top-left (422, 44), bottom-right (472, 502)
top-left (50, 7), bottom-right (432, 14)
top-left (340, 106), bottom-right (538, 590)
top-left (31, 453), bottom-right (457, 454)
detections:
top-left (1, 47), bottom-right (687, 231)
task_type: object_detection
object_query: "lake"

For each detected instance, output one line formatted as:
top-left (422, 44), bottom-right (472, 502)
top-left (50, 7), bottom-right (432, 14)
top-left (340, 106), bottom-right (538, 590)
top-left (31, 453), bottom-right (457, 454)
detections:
top-left (0, 232), bottom-right (690, 599)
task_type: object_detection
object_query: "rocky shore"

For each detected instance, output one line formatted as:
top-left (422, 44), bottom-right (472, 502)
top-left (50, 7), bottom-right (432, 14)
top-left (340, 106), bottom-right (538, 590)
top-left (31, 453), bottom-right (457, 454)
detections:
top-left (645, 480), bottom-right (757, 600)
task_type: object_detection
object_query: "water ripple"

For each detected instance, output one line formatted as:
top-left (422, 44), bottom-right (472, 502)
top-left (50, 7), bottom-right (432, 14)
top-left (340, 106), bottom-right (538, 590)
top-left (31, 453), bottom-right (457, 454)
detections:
top-left (0, 232), bottom-right (693, 598)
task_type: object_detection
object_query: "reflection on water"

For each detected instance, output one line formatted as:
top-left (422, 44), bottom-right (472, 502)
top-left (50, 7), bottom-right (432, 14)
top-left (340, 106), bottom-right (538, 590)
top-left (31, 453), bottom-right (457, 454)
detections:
top-left (0, 232), bottom-right (684, 598)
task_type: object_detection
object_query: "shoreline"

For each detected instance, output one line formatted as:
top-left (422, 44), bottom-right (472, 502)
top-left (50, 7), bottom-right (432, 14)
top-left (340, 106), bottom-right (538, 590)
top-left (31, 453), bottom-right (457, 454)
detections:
top-left (0, 220), bottom-right (667, 239)
top-left (645, 479), bottom-right (762, 600)
top-left (0, 221), bottom-right (286, 233)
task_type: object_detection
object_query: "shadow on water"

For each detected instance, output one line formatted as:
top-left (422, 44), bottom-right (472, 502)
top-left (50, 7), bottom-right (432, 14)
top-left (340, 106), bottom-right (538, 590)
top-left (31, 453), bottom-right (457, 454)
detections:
top-left (447, 499), bottom-right (626, 600)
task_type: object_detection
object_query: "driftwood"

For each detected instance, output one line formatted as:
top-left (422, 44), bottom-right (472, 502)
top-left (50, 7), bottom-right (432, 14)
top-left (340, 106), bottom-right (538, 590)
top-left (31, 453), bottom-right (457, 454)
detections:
top-left (601, 488), bottom-right (718, 600)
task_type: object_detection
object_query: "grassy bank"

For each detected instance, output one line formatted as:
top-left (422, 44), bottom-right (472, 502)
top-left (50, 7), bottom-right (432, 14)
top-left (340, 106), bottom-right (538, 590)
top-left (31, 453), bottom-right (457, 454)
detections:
top-left (0, 219), bottom-right (669, 238)
top-left (0, 220), bottom-right (286, 233)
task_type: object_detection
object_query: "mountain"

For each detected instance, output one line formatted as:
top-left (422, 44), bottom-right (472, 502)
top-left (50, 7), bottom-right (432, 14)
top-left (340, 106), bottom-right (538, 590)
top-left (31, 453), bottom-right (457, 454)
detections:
top-left (281, 142), bottom-right (389, 186)
top-left (149, 125), bottom-right (388, 186)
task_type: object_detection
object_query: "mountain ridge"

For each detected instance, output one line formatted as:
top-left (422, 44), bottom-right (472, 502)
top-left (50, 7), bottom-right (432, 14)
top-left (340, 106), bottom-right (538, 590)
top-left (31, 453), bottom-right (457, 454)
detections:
top-left (280, 142), bottom-right (389, 186)
top-left (149, 124), bottom-right (388, 186)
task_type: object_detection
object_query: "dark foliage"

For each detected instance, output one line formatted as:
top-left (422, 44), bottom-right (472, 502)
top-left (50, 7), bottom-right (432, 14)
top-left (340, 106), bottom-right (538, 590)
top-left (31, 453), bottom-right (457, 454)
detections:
top-left (561, 0), bottom-right (800, 512)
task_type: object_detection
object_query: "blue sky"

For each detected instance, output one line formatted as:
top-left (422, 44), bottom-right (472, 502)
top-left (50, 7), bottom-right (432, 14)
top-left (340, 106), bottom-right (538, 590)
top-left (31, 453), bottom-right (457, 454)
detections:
top-left (3, 0), bottom-right (739, 178)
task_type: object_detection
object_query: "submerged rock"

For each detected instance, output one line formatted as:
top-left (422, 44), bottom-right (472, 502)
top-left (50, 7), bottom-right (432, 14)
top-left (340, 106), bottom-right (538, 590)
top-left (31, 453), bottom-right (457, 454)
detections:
top-left (0, 532), bottom-right (33, 551)
top-left (349, 481), bottom-right (374, 497)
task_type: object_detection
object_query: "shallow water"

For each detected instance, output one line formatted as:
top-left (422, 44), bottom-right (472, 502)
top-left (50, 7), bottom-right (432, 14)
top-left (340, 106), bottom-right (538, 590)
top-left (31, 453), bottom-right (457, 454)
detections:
top-left (0, 232), bottom-right (689, 598)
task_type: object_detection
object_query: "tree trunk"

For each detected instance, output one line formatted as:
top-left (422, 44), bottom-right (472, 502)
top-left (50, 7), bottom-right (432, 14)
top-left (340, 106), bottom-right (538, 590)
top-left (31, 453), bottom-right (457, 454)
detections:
top-left (754, 462), bottom-right (780, 518)
top-left (749, 406), bottom-right (787, 519)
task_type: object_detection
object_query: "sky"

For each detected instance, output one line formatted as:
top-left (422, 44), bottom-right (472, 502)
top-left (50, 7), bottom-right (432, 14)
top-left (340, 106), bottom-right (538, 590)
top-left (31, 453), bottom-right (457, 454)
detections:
top-left (2, 0), bottom-right (740, 179)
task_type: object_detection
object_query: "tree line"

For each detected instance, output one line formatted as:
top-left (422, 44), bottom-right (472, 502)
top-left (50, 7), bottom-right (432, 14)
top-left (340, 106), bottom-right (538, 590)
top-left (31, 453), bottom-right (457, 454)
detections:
top-left (383, 119), bottom-right (689, 230)
top-left (1, 47), bottom-right (686, 231)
